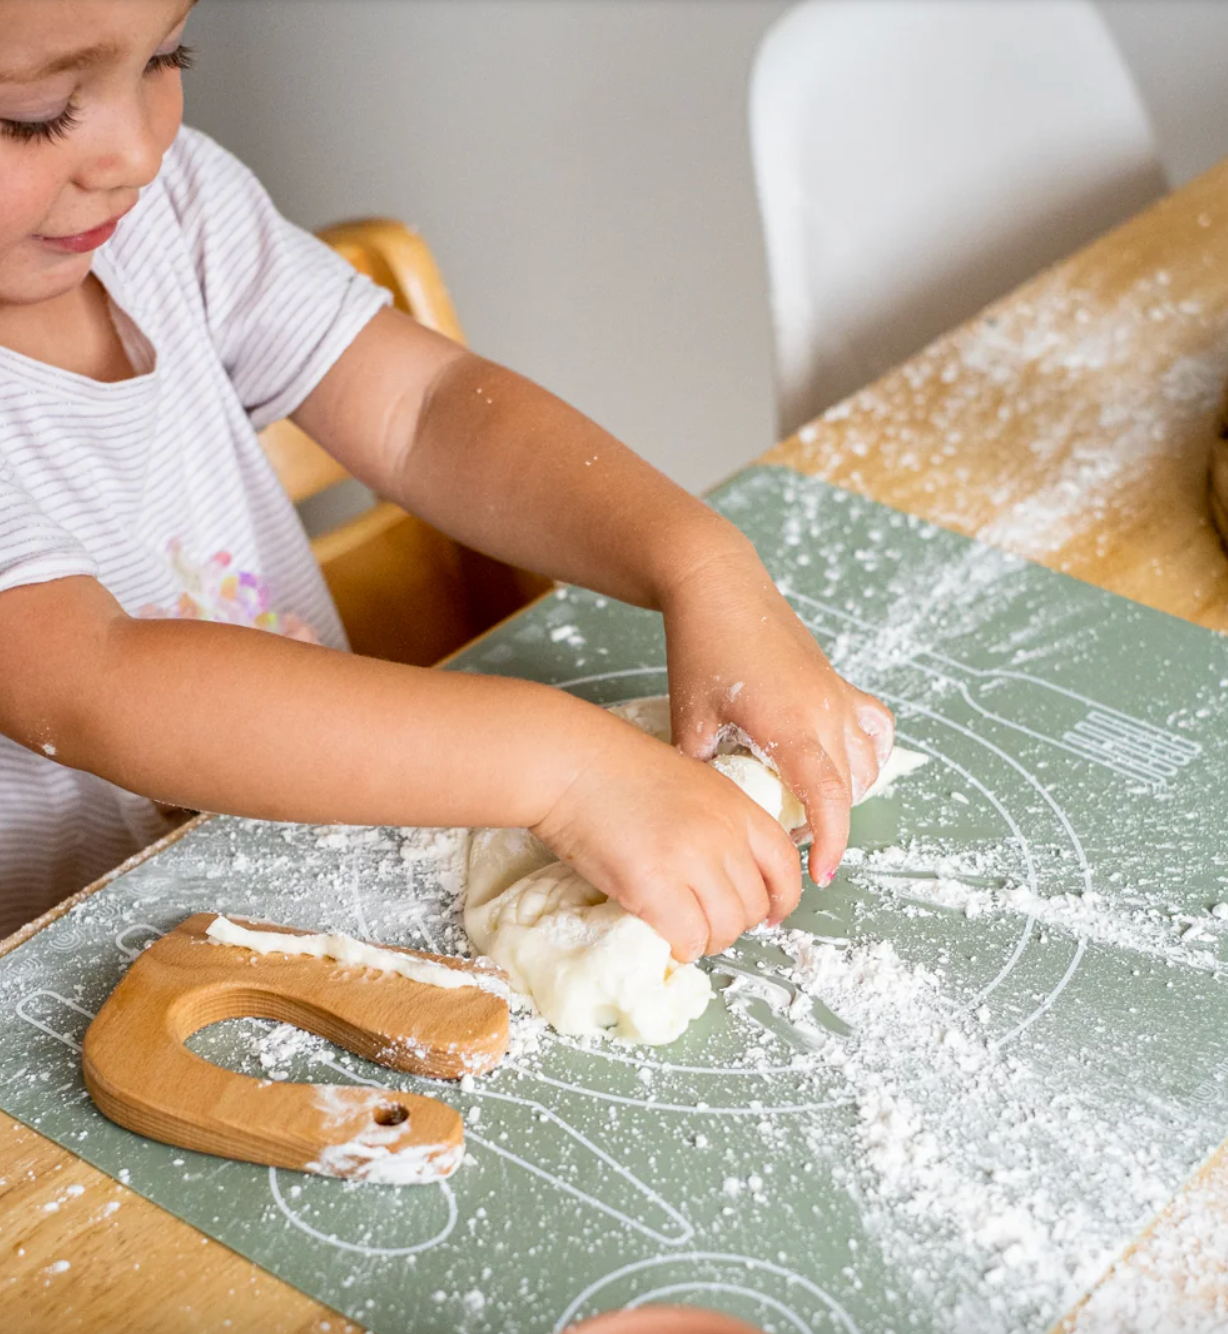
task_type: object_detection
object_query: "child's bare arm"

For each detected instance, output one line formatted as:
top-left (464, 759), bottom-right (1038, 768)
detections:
top-left (290, 308), bottom-right (741, 609)
top-left (0, 574), bottom-right (799, 959)
top-left (292, 307), bottom-right (895, 883)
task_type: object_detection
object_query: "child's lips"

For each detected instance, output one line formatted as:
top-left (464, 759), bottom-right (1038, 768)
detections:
top-left (36, 204), bottom-right (134, 254)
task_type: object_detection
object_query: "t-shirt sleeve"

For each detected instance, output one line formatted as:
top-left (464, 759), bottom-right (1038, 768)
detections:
top-left (161, 127), bottom-right (392, 431)
top-left (0, 454), bottom-right (98, 596)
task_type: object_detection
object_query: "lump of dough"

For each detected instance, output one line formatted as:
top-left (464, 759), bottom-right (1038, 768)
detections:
top-left (463, 697), bottom-right (927, 1046)
top-left (467, 828), bottom-right (710, 1045)
top-left (710, 753), bottom-right (807, 830)
top-left (708, 742), bottom-right (927, 829)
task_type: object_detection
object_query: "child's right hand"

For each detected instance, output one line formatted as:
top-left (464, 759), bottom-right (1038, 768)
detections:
top-left (530, 720), bottom-right (802, 962)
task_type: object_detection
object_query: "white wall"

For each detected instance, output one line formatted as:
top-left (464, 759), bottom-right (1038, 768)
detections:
top-left (183, 0), bottom-right (1228, 496)
top-left (1101, 1), bottom-right (1228, 185)
top-left (185, 0), bottom-right (791, 496)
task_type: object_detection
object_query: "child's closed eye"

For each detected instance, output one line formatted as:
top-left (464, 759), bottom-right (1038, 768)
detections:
top-left (0, 103), bottom-right (81, 145)
top-left (1, 45), bottom-right (194, 145)
top-left (146, 44), bottom-right (195, 76)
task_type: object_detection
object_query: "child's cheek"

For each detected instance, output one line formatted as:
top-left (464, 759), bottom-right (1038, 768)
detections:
top-left (0, 149), bottom-right (88, 303)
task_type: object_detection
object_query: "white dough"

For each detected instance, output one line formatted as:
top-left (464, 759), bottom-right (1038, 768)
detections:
top-left (463, 697), bottom-right (927, 1046)
top-left (863, 742), bottom-right (929, 799)
top-left (712, 737), bottom-right (927, 815)
top-left (710, 753), bottom-right (807, 830)
top-left (205, 915), bottom-right (509, 999)
top-left (466, 830), bottom-right (711, 1045)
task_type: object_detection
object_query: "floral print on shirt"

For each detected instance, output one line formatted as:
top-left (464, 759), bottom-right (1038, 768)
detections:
top-left (139, 539), bottom-right (320, 643)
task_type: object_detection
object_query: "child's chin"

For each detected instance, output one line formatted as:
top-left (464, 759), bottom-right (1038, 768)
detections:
top-left (1, 247), bottom-right (95, 305)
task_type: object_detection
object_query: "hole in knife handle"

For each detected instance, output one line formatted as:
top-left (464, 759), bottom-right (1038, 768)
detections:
top-left (373, 1103), bottom-right (409, 1126)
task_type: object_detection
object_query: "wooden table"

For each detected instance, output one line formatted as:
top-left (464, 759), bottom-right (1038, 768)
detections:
top-left (4, 160), bottom-right (1228, 1332)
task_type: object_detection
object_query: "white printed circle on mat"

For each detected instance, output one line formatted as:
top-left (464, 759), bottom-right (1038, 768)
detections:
top-left (268, 1167), bottom-right (456, 1256)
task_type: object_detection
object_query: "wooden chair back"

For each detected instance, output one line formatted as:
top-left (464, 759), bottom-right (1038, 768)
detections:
top-left (1211, 379), bottom-right (1228, 553)
top-left (259, 219), bottom-right (550, 665)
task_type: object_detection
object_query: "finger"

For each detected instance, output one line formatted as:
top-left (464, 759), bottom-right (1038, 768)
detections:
top-left (624, 875), bottom-right (710, 964)
top-left (778, 745), bottom-right (851, 887)
top-left (725, 848), bottom-right (772, 932)
top-left (844, 726), bottom-right (881, 805)
top-left (855, 694), bottom-right (896, 769)
top-left (746, 813), bottom-right (803, 925)
top-left (689, 867), bottom-right (751, 956)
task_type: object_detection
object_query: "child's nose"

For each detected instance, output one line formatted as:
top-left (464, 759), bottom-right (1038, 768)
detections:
top-left (77, 97), bottom-right (169, 196)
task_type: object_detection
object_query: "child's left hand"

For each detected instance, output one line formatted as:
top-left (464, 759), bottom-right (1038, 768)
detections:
top-left (660, 543), bottom-right (894, 898)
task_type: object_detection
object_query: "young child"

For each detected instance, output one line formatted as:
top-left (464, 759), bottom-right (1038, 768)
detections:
top-left (0, 0), bottom-right (894, 950)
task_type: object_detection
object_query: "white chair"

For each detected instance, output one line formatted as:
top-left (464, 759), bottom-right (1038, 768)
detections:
top-left (751, 0), bottom-right (1167, 438)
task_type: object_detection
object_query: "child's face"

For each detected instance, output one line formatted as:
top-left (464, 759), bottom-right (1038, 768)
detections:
top-left (0, 0), bottom-right (193, 309)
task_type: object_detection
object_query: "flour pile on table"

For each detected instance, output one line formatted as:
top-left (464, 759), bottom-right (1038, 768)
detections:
top-left (843, 839), bottom-right (1228, 974)
top-left (464, 695), bottom-right (926, 1044)
top-left (790, 263), bottom-right (1228, 566)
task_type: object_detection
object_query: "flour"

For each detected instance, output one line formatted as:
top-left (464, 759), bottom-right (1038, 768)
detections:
top-left (785, 264), bottom-right (1228, 566)
top-left (1067, 1159), bottom-right (1228, 1332)
top-left (755, 925), bottom-right (1181, 1331)
top-left (254, 1021), bottom-right (332, 1081)
top-left (306, 1085), bottom-right (462, 1185)
top-left (205, 915), bottom-right (509, 1000)
top-left (845, 839), bottom-right (1228, 974)
top-left (707, 789), bottom-right (1228, 1331)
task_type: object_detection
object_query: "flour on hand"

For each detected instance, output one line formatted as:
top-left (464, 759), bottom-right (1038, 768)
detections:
top-left (463, 696), bottom-right (926, 1045)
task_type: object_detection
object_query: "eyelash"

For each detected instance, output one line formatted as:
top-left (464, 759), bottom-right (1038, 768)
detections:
top-left (1, 101), bottom-right (81, 144)
top-left (148, 44), bottom-right (196, 76)
top-left (0, 44), bottom-right (195, 144)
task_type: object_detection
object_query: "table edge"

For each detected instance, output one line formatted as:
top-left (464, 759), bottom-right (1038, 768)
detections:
top-left (0, 811), bottom-right (212, 961)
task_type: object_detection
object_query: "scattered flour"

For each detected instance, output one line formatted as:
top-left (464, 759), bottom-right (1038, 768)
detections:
top-left (845, 839), bottom-right (1228, 974)
top-left (757, 928), bottom-right (1184, 1330)
top-left (253, 1021), bottom-right (332, 1082)
top-left (1065, 1157), bottom-right (1228, 1333)
top-left (783, 264), bottom-right (1228, 567)
top-left (305, 1085), bottom-right (461, 1185)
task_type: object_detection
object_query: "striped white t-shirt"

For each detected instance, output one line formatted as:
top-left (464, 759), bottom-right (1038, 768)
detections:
top-left (0, 125), bottom-right (390, 936)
